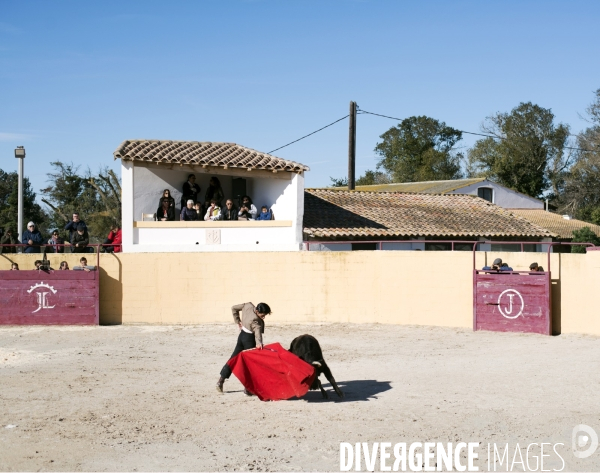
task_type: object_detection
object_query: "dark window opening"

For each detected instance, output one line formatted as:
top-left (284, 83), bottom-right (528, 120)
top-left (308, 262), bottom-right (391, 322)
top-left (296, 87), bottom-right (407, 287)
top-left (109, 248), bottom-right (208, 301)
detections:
top-left (351, 243), bottom-right (377, 251)
top-left (477, 187), bottom-right (493, 202)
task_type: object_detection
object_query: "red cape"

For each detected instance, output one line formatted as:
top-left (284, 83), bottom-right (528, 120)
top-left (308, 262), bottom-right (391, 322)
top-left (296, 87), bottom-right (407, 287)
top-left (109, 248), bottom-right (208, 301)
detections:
top-left (227, 342), bottom-right (316, 401)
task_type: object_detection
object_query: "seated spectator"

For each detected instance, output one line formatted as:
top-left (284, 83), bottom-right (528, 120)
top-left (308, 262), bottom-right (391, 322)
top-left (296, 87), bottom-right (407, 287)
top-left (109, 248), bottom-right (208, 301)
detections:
top-left (194, 202), bottom-right (204, 220)
top-left (537, 265), bottom-right (545, 272)
top-left (64, 213), bottom-right (87, 251)
top-left (0, 228), bottom-right (19, 254)
top-left (73, 257), bottom-right (96, 272)
top-left (500, 262), bottom-right (513, 271)
top-left (35, 259), bottom-right (54, 271)
top-left (256, 206), bottom-right (272, 221)
top-left (23, 221), bottom-right (43, 253)
top-left (181, 175), bottom-right (201, 209)
top-left (204, 177), bottom-right (224, 208)
top-left (221, 199), bottom-right (238, 221)
top-left (72, 224), bottom-right (89, 253)
top-left (47, 230), bottom-right (65, 253)
top-left (157, 193), bottom-right (176, 221)
top-left (103, 224), bottom-right (122, 253)
top-left (59, 261), bottom-right (69, 270)
top-left (34, 260), bottom-right (42, 269)
top-left (180, 200), bottom-right (199, 221)
top-left (238, 195), bottom-right (257, 220)
top-left (529, 262), bottom-right (539, 271)
top-left (204, 199), bottom-right (221, 221)
top-left (11, 263), bottom-right (19, 270)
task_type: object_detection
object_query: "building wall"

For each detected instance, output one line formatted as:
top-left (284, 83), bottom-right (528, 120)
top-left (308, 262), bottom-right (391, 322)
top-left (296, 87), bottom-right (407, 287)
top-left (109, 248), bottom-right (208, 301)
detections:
top-left (2, 250), bottom-right (599, 336)
top-left (451, 180), bottom-right (544, 209)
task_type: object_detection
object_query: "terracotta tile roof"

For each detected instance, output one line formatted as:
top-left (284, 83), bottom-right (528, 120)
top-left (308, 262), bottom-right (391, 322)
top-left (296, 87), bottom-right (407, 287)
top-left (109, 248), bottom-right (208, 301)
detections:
top-left (114, 140), bottom-right (309, 173)
top-left (303, 189), bottom-right (555, 239)
top-left (510, 210), bottom-right (600, 239)
top-left (332, 178), bottom-right (486, 193)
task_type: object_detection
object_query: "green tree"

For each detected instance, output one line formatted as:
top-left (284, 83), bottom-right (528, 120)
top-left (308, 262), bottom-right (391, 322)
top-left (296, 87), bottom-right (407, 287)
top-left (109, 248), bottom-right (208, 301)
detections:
top-left (41, 162), bottom-right (121, 242)
top-left (356, 170), bottom-right (392, 186)
top-left (0, 168), bottom-right (49, 237)
top-left (571, 226), bottom-right (600, 253)
top-left (467, 102), bottom-right (572, 198)
top-left (329, 176), bottom-right (348, 187)
top-left (374, 116), bottom-right (464, 183)
top-left (560, 89), bottom-right (600, 221)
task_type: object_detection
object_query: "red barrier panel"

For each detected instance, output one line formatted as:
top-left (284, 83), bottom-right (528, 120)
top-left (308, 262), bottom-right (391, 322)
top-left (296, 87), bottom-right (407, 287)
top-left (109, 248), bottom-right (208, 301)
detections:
top-left (0, 270), bottom-right (99, 325)
top-left (473, 271), bottom-right (551, 335)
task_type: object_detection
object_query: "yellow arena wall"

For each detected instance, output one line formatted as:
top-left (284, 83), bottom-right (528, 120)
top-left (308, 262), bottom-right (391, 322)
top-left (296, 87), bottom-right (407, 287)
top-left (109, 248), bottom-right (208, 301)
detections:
top-left (1, 250), bottom-right (599, 335)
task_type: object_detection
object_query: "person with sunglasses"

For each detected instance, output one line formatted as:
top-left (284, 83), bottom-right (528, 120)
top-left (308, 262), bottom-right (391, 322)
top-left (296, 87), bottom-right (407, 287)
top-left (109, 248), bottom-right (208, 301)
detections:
top-left (157, 189), bottom-right (176, 221)
top-left (47, 230), bottom-right (65, 253)
top-left (221, 199), bottom-right (238, 221)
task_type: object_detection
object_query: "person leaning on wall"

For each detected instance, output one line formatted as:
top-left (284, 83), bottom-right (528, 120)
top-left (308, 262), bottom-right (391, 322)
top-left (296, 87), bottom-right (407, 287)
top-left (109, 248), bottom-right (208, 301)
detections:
top-left (0, 228), bottom-right (19, 254)
top-left (157, 189), bottom-right (176, 221)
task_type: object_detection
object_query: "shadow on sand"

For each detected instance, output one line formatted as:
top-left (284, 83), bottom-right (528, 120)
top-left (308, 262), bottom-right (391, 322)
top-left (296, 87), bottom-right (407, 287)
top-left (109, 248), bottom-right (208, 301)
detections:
top-left (290, 379), bottom-right (392, 403)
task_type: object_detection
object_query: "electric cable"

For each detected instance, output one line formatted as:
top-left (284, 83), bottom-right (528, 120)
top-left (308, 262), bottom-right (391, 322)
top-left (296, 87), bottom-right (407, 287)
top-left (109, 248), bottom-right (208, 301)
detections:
top-left (268, 115), bottom-right (349, 154)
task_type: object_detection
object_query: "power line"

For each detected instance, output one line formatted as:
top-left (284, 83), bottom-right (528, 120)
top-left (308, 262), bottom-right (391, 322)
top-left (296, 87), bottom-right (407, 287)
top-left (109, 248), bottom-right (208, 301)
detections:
top-left (268, 115), bottom-right (349, 154)
top-left (358, 109), bottom-right (596, 154)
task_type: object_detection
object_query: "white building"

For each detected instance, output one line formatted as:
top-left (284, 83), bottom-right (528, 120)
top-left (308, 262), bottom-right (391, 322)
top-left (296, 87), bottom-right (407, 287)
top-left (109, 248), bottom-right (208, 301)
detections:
top-left (115, 140), bottom-right (308, 253)
top-left (347, 178), bottom-right (544, 210)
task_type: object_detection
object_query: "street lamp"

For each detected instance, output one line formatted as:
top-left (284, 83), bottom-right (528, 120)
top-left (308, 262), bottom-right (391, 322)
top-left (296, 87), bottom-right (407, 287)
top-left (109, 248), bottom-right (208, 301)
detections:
top-left (14, 146), bottom-right (25, 244)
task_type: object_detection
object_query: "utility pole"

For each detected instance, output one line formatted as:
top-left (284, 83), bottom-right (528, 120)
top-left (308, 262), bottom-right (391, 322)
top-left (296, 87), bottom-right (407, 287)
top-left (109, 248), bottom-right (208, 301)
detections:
top-left (14, 146), bottom-right (26, 243)
top-left (348, 101), bottom-right (357, 190)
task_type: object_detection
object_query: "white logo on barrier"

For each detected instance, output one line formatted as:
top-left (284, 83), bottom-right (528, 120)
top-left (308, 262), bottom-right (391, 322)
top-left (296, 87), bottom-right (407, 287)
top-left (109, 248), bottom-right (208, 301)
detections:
top-left (498, 289), bottom-right (524, 319)
top-left (573, 424), bottom-right (598, 459)
top-left (27, 282), bottom-right (57, 314)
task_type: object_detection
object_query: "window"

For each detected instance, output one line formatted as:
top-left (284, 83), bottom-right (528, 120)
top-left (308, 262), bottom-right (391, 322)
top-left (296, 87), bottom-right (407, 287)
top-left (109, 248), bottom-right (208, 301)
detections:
top-left (351, 243), bottom-right (377, 251)
top-left (477, 187), bottom-right (493, 202)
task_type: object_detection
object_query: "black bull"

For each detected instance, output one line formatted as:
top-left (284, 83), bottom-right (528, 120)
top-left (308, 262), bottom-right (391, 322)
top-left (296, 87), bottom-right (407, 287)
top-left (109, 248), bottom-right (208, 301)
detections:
top-left (289, 334), bottom-right (344, 399)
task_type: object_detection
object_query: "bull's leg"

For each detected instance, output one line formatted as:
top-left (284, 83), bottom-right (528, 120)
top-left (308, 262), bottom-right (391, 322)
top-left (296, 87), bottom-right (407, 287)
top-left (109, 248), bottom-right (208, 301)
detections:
top-left (321, 362), bottom-right (344, 398)
top-left (316, 378), bottom-right (329, 399)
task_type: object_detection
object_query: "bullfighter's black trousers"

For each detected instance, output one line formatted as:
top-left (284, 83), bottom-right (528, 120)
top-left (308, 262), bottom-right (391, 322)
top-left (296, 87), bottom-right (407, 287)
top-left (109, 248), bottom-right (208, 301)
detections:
top-left (220, 330), bottom-right (256, 379)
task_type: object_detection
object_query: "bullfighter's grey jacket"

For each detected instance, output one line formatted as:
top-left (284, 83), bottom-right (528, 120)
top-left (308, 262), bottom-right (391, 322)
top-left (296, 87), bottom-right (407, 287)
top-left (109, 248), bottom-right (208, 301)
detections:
top-left (231, 302), bottom-right (265, 346)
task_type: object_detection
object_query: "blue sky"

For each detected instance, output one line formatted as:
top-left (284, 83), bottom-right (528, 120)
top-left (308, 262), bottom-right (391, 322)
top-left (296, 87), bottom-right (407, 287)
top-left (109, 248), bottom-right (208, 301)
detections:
top-left (1, 0), bottom-right (599, 199)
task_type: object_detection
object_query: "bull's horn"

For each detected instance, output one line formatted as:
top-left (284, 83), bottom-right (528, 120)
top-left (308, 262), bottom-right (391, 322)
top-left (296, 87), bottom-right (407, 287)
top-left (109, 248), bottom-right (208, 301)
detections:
top-left (311, 361), bottom-right (322, 368)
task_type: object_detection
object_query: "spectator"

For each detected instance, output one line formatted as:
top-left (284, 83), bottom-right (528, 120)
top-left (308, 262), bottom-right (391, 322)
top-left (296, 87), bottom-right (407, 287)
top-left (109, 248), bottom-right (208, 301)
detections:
top-left (221, 199), bottom-right (238, 221)
top-left (482, 258), bottom-right (512, 272)
top-left (180, 200), bottom-right (199, 221)
top-left (529, 262), bottom-right (539, 271)
top-left (34, 260), bottom-right (42, 269)
top-left (47, 230), bottom-right (65, 253)
top-left (204, 199), bottom-right (221, 221)
top-left (194, 202), bottom-right (204, 220)
top-left (71, 223), bottom-right (89, 253)
top-left (256, 206), bottom-right (272, 221)
top-left (73, 257), bottom-right (96, 272)
top-left (0, 228), bottom-right (19, 254)
top-left (204, 177), bottom-right (224, 208)
top-left (64, 213), bottom-right (87, 249)
top-left (181, 174), bottom-right (200, 209)
top-left (537, 265), bottom-right (545, 272)
top-left (34, 259), bottom-right (54, 271)
top-left (59, 261), bottom-right (69, 270)
top-left (103, 224), bottom-right (122, 253)
top-left (22, 221), bottom-right (43, 254)
top-left (11, 263), bottom-right (19, 270)
top-left (238, 195), bottom-right (257, 220)
top-left (157, 190), bottom-right (176, 221)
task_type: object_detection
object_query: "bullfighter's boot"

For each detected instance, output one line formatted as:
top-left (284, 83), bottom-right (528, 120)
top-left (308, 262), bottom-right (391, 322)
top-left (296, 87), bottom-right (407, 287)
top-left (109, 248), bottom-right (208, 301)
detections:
top-left (216, 376), bottom-right (225, 393)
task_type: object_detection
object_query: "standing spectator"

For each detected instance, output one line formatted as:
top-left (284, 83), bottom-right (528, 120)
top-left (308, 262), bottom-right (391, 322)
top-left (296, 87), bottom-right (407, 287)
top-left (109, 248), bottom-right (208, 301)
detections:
top-left (59, 261), bottom-right (69, 270)
top-left (158, 189), bottom-right (175, 212)
top-left (65, 212), bottom-right (87, 251)
top-left (11, 263), bottom-right (19, 270)
top-left (180, 200), bottom-right (199, 221)
top-left (204, 199), bottom-right (221, 221)
top-left (156, 197), bottom-right (176, 221)
top-left (47, 230), bottom-right (65, 253)
top-left (181, 174), bottom-right (200, 209)
top-left (238, 195), bottom-right (257, 220)
top-left (103, 224), bottom-right (122, 253)
top-left (0, 228), bottom-right (19, 254)
top-left (221, 199), bottom-right (238, 221)
top-left (204, 177), bottom-right (224, 208)
top-left (71, 224), bottom-right (89, 253)
top-left (256, 206), bottom-right (273, 221)
top-left (22, 222), bottom-right (43, 253)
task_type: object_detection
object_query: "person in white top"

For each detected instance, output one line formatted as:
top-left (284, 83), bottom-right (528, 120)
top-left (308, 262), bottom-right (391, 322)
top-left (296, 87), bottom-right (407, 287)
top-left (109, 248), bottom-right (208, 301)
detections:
top-left (204, 199), bottom-right (221, 221)
top-left (238, 195), bottom-right (257, 220)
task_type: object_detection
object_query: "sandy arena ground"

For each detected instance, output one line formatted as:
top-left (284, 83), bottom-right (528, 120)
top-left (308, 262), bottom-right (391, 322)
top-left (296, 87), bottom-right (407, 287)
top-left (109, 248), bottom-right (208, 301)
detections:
top-left (1, 323), bottom-right (599, 472)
